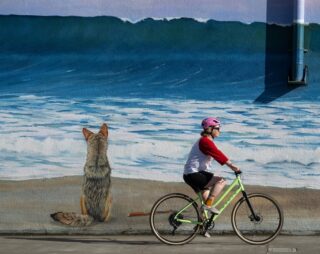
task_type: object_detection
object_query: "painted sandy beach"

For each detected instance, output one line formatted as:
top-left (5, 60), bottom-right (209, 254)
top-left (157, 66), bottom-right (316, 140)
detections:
top-left (0, 176), bottom-right (319, 234)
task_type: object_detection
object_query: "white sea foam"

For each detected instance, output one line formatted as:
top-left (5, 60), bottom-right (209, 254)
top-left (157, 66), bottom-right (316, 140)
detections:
top-left (0, 95), bottom-right (319, 188)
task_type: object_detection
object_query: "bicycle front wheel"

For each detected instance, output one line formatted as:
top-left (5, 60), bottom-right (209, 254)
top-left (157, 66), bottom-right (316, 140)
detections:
top-left (231, 193), bottom-right (283, 245)
top-left (149, 193), bottom-right (201, 245)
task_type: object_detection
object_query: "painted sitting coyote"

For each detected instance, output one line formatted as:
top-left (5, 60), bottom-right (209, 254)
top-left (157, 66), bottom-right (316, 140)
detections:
top-left (51, 123), bottom-right (112, 226)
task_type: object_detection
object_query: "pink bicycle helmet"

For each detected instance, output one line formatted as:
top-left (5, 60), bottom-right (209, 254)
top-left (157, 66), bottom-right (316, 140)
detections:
top-left (201, 117), bottom-right (221, 129)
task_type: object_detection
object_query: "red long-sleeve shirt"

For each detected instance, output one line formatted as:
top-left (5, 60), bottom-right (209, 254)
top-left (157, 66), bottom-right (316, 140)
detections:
top-left (199, 137), bottom-right (229, 165)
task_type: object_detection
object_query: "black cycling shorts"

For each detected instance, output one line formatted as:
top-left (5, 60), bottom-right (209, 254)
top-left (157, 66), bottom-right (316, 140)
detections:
top-left (183, 171), bottom-right (214, 193)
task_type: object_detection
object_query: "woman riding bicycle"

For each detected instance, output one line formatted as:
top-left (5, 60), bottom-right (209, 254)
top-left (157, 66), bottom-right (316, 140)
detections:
top-left (150, 119), bottom-right (282, 244)
top-left (183, 117), bottom-right (241, 215)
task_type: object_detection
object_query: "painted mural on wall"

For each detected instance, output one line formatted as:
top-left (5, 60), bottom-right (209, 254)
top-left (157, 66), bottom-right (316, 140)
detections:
top-left (0, 0), bottom-right (319, 231)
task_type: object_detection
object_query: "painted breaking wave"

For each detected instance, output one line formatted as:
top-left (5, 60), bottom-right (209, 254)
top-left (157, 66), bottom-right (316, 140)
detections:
top-left (1, 15), bottom-right (319, 53)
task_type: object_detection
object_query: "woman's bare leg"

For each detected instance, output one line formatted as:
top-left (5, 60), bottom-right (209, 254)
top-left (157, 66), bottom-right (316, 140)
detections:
top-left (204, 176), bottom-right (226, 206)
top-left (202, 189), bottom-right (210, 201)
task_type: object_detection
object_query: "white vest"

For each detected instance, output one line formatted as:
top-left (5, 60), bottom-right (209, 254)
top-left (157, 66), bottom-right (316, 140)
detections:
top-left (184, 139), bottom-right (213, 174)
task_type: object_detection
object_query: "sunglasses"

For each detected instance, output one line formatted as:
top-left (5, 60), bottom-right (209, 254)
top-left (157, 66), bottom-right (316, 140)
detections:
top-left (213, 127), bottom-right (220, 131)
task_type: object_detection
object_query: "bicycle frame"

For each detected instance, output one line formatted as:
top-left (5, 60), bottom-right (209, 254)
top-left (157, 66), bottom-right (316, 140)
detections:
top-left (175, 174), bottom-right (245, 224)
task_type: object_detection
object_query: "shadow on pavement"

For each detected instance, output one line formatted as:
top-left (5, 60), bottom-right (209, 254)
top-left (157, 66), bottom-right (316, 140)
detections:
top-left (4, 236), bottom-right (160, 245)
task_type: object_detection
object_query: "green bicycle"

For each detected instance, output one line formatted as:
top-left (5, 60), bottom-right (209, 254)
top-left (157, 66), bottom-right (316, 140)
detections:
top-left (149, 171), bottom-right (283, 245)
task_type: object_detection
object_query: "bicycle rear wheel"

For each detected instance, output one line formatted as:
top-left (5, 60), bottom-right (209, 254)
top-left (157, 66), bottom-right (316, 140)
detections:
top-left (231, 193), bottom-right (283, 245)
top-left (149, 193), bottom-right (201, 245)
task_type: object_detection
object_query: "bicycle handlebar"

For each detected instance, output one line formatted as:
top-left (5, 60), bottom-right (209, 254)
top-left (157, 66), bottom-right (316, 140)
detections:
top-left (234, 170), bottom-right (242, 176)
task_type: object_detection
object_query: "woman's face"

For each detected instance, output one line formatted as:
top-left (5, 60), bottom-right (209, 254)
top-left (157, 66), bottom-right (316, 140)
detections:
top-left (211, 127), bottom-right (221, 138)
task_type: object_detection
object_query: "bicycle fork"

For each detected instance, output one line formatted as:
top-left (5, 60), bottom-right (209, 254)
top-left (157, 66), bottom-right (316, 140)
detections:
top-left (237, 174), bottom-right (261, 222)
top-left (242, 191), bottom-right (261, 222)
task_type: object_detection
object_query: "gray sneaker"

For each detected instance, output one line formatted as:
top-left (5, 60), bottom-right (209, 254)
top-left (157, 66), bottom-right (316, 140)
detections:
top-left (202, 231), bottom-right (211, 238)
top-left (201, 205), bottom-right (220, 215)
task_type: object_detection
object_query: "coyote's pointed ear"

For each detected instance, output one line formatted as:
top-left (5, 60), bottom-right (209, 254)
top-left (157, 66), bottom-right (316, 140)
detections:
top-left (99, 123), bottom-right (108, 138)
top-left (82, 128), bottom-right (94, 141)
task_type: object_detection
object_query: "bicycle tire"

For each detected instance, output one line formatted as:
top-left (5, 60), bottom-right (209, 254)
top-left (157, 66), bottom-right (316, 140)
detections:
top-left (231, 193), bottom-right (284, 245)
top-left (149, 193), bottom-right (201, 245)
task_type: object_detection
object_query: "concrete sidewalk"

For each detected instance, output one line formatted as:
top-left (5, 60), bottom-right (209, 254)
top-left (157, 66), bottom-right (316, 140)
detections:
top-left (1, 235), bottom-right (319, 254)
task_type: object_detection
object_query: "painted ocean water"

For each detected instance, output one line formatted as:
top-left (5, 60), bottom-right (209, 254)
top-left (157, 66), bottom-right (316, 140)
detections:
top-left (0, 16), bottom-right (319, 188)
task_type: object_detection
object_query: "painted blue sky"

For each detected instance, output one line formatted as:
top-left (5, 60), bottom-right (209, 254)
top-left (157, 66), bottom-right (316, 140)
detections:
top-left (0, 0), bottom-right (320, 24)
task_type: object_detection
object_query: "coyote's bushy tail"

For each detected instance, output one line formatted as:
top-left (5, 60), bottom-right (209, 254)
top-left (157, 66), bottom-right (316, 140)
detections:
top-left (50, 212), bottom-right (94, 227)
